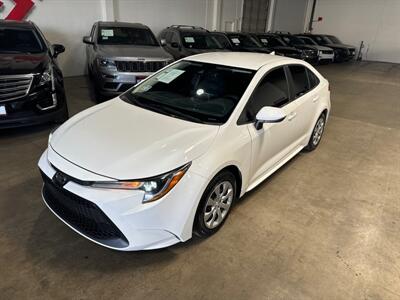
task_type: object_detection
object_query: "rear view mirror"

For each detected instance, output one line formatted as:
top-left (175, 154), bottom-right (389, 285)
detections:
top-left (160, 39), bottom-right (167, 46)
top-left (52, 44), bottom-right (65, 58)
top-left (255, 106), bottom-right (286, 130)
top-left (83, 36), bottom-right (94, 44)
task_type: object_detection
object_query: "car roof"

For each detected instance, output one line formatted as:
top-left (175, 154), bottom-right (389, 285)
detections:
top-left (0, 20), bottom-right (34, 28)
top-left (97, 21), bottom-right (148, 29)
top-left (185, 52), bottom-right (295, 70)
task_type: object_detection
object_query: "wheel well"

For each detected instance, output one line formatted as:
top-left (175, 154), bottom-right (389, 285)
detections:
top-left (322, 108), bottom-right (328, 117)
top-left (218, 165), bottom-right (242, 199)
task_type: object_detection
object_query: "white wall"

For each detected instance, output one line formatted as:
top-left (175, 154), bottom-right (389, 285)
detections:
top-left (220, 0), bottom-right (243, 31)
top-left (312, 0), bottom-right (400, 63)
top-left (271, 0), bottom-right (308, 33)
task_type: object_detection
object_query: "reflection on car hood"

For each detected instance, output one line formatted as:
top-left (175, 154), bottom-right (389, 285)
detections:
top-left (303, 44), bottom-right (333, 51)
top-left (96, 44), bottom-right (173, 60)
top-left (325, 43), bottom-right (355, 50)
top-left (0, 53), bottom-right (48, 75)
top-left (50, 99), bottom-right (219, 180)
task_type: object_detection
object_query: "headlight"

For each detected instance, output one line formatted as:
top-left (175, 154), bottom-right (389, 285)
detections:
top-left (97, 58), bottom-right (116, 69)
top-left (91, 162), bottom-right (191, 203)
top-left (39, 65), bottom-right (54, 86)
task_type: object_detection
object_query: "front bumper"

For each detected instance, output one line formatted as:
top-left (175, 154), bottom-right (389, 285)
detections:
top-left (38, 148), bottom-right (208, 251)
top-left (94, 70), bottom-right (152, 97)
top-left (318, 52), bottom-right (334, 63)
top-left (0, 86), bottom-right (67, 129)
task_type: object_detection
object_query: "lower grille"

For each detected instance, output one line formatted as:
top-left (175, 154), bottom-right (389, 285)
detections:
top-left (116, 60), bottom-right (166, 73)
top-left (0, 74), bottom-right (33, 102)
top-left (41, 172), bottom-right (129, 248)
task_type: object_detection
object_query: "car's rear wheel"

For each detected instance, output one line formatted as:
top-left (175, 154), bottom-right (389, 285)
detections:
top-left (304, 112), bottom-right (326, 151)
top-left (194, 171), bottom-right (237, 237)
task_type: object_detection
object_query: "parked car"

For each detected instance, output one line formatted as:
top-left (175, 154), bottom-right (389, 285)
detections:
top-left (38, 52), bottom-right (330, 251)
top-left (276, 32), bottom-right (334, 64)
top-left (83, 21), bottom-right (173, 101)
top-left (159, 25), bottom-right (227, 59)
top-left (211, 32), bottom-right (271, 53)
top-left (250, 33), bottom-right (305, 60)
top-left (0, 20), bottom-right (68, 128)
top-left (295, 35), bottom-right (335, 63)
top-left (296, 34), bottom-right (356, 62)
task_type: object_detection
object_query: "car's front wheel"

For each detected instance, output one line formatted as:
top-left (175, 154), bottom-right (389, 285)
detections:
top-left (194, 171), bottom-right (237, 237)
top-left (304, 112), bottom-right (326, 151)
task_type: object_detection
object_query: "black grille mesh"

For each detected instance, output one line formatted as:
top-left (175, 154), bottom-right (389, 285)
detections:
top-left (41, 172), bottom-right (129, 248)
top-left (116, 61), bottom-right (166, 72)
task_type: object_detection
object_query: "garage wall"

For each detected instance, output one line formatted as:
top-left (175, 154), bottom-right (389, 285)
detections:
top-left (271, 0), bottom-right (308, 33)
top-left (312, 0), bottom-right (400, 63)
top-left (114, 0), bottom-right (214, 35)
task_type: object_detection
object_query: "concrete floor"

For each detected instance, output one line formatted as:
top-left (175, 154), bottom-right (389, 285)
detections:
top-left (0, 61), bottom-right (399, 299)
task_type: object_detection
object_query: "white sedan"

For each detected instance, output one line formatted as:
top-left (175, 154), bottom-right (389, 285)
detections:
top-left (38, 52), bottom-right (330, 251)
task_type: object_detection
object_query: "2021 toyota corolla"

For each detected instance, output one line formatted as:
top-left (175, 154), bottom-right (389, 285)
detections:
top-left (38, 52), bottom-right (330, 251)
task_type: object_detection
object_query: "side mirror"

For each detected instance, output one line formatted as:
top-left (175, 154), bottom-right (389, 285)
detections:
top-left (83, 36), bottom-right (94, 45)
top-left (255, 106), bottom-right (286, 130)
top-left (171, 42), bottom-right (180, 48)
top-left (52, 44), bottom-right (65, 58)
top-left (160, 39), bottom-right (167, 46)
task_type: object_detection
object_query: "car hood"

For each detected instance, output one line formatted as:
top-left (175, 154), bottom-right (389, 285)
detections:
top-left (325, 43), bottom-right (355, 50)
top-left (272, 46), bottom-right (301, 54)
top-left (50, 98), bottom-right (219, 180)
top-left (304, 44), bottom-right (333, 51)
top-left (0, 52), bottom-right (48, 75)
top-left (96, 44), bottom-right (173, 60)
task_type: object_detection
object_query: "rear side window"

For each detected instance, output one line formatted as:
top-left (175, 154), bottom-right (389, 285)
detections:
top-left (307, 69), bottom-right (320, 89)
top-left (238, 67), bottom-right (289, 124)
top-left (288, 65), bottom-right (309, 98)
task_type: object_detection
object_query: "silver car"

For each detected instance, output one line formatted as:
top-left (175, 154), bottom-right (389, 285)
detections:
top-left (83, 22), bottom-right (173, 100)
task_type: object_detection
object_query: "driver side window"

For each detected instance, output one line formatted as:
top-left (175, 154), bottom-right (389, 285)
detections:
top-left (238, 67), bottom-right (290, 124)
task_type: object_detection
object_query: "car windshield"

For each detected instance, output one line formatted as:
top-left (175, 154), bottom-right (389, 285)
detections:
top-left (180, 32), bottom-right (223, 49)
top-left (257, 35), bottom-right (286, 47)
top-left (211, 34), bottom-right (232, 49)
top-left (299, 36), bottom-right (318, 45)
top-left (0, 28), bottom-right (44, 53)
top-left (228, 34), bottom-right (260, 48)
top-left (281, 35), bottom-right (305, 46)
top-left (98, 27), bottom-right (158, 46)
top-left (121, 61), bottom-right (255, 124)
top-left (325, 35), bottom-right (342, 44)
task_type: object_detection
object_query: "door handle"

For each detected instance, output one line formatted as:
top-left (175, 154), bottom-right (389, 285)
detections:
top-left (287, 112), bottom-right (297, 121)
top-left (312, 96), bottom-right (320, 103)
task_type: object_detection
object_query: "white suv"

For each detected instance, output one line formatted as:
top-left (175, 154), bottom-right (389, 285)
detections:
top-left (38, 52), bottom-right (330, 251)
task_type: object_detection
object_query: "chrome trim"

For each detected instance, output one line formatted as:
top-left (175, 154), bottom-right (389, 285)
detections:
top-left (36, 92), bottom-right (58, 111)
top-left (0, 74), bottom-right (34, 102)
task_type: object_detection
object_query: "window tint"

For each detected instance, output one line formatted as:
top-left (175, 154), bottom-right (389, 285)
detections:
top-left (171, 32), bottom-right (180, 44)
top-left (289, 65), bottom-right (310, 98)
top-left (0, 28), bottom-right (44, 53)
top-left (165, 32), bottom-right (173, 42)
top-left (90, 25), bottom-right (96, 38)
top-left (239, 67), bottom-right (289, 124)
top-left (98, 27), bottom-right (158, 46)
top-left (307, 68), bottom-right (320, 89)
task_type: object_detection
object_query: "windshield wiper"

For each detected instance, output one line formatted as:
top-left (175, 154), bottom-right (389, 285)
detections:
top-left (131, 94), bottom-right (206, 124)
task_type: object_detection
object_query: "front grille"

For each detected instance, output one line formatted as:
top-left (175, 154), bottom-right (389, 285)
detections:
top-left (321, 50), bottom-right (333, 54)
top-left (0, 75), bottom-right (33, 102)
top-left (41, 171), bottom-right (129, 248)
top-left (116, 60), bottom-right (166, 73)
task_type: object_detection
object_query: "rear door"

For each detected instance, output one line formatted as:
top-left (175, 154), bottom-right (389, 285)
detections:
top-left (286, 65), bottom-right (320, 144)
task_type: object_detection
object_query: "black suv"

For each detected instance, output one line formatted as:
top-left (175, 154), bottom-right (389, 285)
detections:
top-left (0, 20), bottom-right (68, 128)
top-left (296, 34), bottom-right (356, 62)
top-left (159, 25), bottom-right (227, 59)
top-left (250, 33), bottom-right (314, 62)
top-left (211, 32), bottom-right (271, 53)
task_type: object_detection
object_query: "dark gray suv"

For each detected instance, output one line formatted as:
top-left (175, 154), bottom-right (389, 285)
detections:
top-left (83, 22), bottom-right (173, 100)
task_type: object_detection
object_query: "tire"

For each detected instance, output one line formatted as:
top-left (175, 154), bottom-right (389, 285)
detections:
top-left (194, 171), bottom-right (237, 237)
top-left (304, 112), bottom-right (326, 152)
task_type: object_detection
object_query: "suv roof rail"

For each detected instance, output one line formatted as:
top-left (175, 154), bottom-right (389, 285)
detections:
top-left (168, 25), bottom-right (208, 31)
top-left (275, 31), bottom-right (291, 35)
